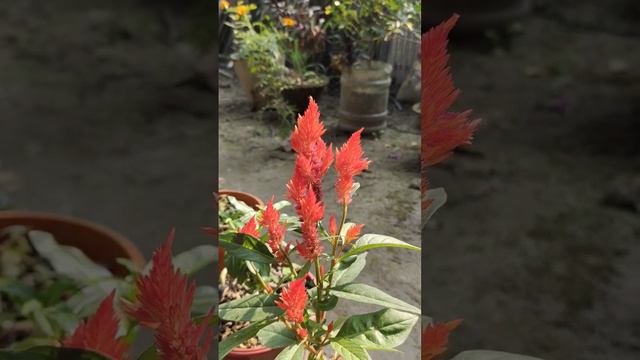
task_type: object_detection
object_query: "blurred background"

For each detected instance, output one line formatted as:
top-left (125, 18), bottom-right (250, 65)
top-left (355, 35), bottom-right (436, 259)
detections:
top-left (0, 0), bottom-right (216, 268)
top-left (423, 0), bottom-right (640, 359)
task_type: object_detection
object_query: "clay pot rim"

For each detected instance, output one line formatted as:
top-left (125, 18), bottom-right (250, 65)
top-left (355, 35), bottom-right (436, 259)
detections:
top-left (228, 346), bottom-right (282, 355)
top-left (282, 75), bottom-right (329, 90)
top-left (0, 210), bottom-right (146, 270)
top-left (218, 189), bottom-right (265, 209)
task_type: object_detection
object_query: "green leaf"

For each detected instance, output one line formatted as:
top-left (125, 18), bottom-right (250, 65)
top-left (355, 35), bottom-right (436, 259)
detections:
top-left (219, 320), bottom-right (276, 359)
top-left (274, 342), bottom-right (305, 360)
top-left (257, 322), bottom-right (298, 349)
top-left (316, 295), bottom-right (339, 312)
top-left (341, 234), bottom-right (420, 259)
top-left (219, 293), bottom-right (283, 321)
top-left (331, 253), bottom-right (367, 287)
top-left (28, 230), bottom-right (112, 282)
top-left (331, 338), bottom-right (371, 360)
top-left (331, 283), bottom-right (420, 314)
top-left (136, 345), bottom-right (161, 360)
top-left (334, 309), bottom-right (419, 350)
top-left (423, 188), bottom-right (447, 227)
top-left (191, 286), bottom-right (216, 316)
top-left (0, 278), bottom-right (35, 302)
top-left (451, 351), bottom-right (544, 360)
top-left (115, 258), bottom-right (141, 274)
top-left (0, 346), bottom-right (110, 360)
top-left (173, 245), bottom-right (217, 275)
top-left (65, 279), bottom-right (121, 317)
top-left (7, 338), bottom-right (58, 352)
top-left (220, 233), bottom-right (275, 264)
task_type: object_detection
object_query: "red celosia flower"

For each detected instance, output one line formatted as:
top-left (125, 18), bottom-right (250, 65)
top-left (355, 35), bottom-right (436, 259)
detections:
top-left (335, 128), bottom-right (370, 205)
top-left (239, 217), bottom-right (260, 238)
top-left (63, 291), bottom-right (130, 360)
top-left (295, 185), bottom-right (324, 261)
top-left (421, 319), bottom-right (463, 360)
top-left (275, 276), bottom-right (308, 324)
top-left (296, 327), bottom-right (308, 339)
top-left (344, 224), bottom-right (364, 245)
top-left (260, 197), bottom-right (287, 259)
top-left (328, 213), bottom-right (337, 237)
top-left (125, 230), bottom-right (213, 360)
top-left (289, 97), bottom-right (333, 202)
top-left (422, 14), bottom-right (479, 209)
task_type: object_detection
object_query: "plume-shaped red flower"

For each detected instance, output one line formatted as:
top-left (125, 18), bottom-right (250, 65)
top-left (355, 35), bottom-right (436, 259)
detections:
top-left (239, 217), bottom-right (260, 238)
top-left (422, 14), bottom-right (479, 208)
top-left (63, 291), bottom-right (130, 360)
top-left (421, 319), bottom-right (463, 360)
top-left (289, 97), bottom-right (333, 202)
top-left (335, 128), bottom-right (370, 205)
top-left (125, 230), bottom-right (213, 360)
top-left (295, 185), bottom-right (324, 261)
top-left (344, 224), bottom-right (364, 245)
top-left (328, 213), bottom-right (337, 237)
top-left (275, 276), bottom-right (308, 324)
top-left (260, 197), bottom-right (286, 259)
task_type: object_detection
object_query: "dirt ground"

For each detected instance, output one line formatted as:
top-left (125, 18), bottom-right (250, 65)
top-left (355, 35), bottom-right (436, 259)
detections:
top-left (0, 0), bottom-right (216, 355)
top-left (423, 1), bottom-right (640, 360)
top-left (218, 77), bottom-right (422, 358)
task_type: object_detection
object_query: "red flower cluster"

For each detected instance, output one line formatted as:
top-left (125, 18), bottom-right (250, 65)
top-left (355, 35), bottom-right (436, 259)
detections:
top-left (344, 224), bottom-right (364, 245)
top-left (288, 97), bottom-right (333, 204)
top-left (125, 230), bottom-right (213, 360)
top-left (63, 291), bottom-right (130, 360)
top-left (422, 14), bottom-right (479, 209)
top-left (335, 129), bottom-right (369, 205)
top-left (421, 319), bottom-right (463, 360)
top-left (260, 197), bottom-right (287, 259)
top-left (275, 276), bottom-right (309, 324)
top-left (295, 185), bottom-right (325, 261)
top-left (239, 216), bottom-right (260, 239)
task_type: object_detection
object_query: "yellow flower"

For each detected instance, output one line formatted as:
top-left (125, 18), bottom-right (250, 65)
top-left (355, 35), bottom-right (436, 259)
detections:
top-left (236, 5), bottom-right (250, 16)
top-left (281, 17), bottom-right (297, 27)
top-left (324, 6), bottom-right (332, 15)
top-left (219, 0), bottom-right (230, 10)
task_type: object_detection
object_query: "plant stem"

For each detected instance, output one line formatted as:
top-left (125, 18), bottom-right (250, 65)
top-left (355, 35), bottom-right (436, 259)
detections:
top-left (314, 257), bottom-right (324, 323)
top-left (249, 262), bottom-right (272, 294)
top-left (326, 203), bottom-right (348, 288)
top-left (280, 244), bottom-right (298, 277)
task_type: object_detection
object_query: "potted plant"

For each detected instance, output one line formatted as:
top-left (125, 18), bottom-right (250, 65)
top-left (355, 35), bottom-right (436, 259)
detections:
top-left (223, 1), bottom-right (287, 110)
top-left (326, 0), bottom-right (419, 131)
top-left (0, 223), bottom-right (217, 359)
top-left (421, 15), bottom-right (542, 360)
top-left (217, 97), bottom-right (421, 360)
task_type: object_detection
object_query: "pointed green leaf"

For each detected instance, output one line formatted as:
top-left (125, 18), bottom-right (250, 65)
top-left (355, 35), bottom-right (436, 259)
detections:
top-left (173, 245), bottom-right (217, 275)
top-left (274, 342), bottom-right (305, 360)
top-left (219, 293), bottom-right (283, 321)
top-left (331, 253), bottom-right (367, 287)
top-left (331, 338), bottom-right (371, 360)
top-left (331, 283), bottom-right (420, 314)
top-left (334, 309), bottom-right (419, 350)
top-left (341, 234), bottom-right (420, 259)
top-left (220, 233), bottom-right (275, 264)
top-left (257, 322), bottom-right (298, 349)
top-left (423, 188), bottom-right (447, 227)
top-left (219, 320), bottom-right (276, 359)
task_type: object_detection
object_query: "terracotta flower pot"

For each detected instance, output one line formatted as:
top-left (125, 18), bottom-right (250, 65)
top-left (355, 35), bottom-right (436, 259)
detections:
top-left (423, 0), bottom-right (531, 31)
top-left (0, 211), bottom-right (145, 277)
top-left (217, 190), bottom-right (284, 359)
top-left (233, 60), bottom-right (268, 110)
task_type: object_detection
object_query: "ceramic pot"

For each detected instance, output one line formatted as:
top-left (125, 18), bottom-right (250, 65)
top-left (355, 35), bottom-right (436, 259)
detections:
top-left (281, 76), bottom-right (329, 115)
top-left (0, 211), bottom-right (145, 277)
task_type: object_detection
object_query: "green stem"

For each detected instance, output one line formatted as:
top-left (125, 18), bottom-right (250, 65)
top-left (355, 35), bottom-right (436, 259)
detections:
top-left (326, 203), bottom-right (348, 288)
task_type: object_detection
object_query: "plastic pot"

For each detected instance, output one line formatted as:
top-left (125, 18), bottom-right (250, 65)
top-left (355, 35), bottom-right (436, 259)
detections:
top-left (338, 61), bottom-right (393, 132)
top-left (423, 0), bottom-right (531, 31)
top-left (0, 211), bottom-right (145, 277)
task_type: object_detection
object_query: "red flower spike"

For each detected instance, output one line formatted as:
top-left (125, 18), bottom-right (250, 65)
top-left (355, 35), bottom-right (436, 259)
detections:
top-left (125, 230), bottom-right (213, 360)
top-left (261, 197), bottom-right (287, 260)
top-left (422, 14), bottom-right (479, 209)
top-left (328, 213), bottom-right (337, 237)
top-left (63, 291), bottom-right (130, 360)
top-left (296, 327), bottom-right (308, 339)
top-left (295, 185), bottom-right (324, 261)
top-left (239, 217), bottom-right (260, 239)
top-left (327, 321), bottom-right (334, 335)
top-left (289, 97), bottom-right (334, 201)
top-left (275, 276), bottom-right (308, 324)
top-left (421, 319), bottom-right (463, 360)
top-left (344, 224), bottom-right (364, 245)
top-left (335, 128), bottom-right (370, 205)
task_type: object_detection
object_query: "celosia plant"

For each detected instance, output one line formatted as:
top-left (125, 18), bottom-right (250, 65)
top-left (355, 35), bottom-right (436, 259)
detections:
top-left (218, 97), bottom-right (421, 359)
